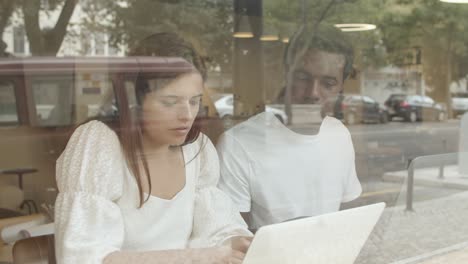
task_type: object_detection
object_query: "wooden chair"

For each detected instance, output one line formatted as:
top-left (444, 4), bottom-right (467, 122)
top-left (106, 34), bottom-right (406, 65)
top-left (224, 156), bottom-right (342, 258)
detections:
top-left (12, 235), bottom-right (55, 264)
top-left (0, 214), bottom-right (47, 264)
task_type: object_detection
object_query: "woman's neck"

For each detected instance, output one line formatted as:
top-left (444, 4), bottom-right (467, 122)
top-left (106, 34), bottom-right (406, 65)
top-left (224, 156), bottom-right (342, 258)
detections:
top-left (141, 135), bottom-right (173, 157)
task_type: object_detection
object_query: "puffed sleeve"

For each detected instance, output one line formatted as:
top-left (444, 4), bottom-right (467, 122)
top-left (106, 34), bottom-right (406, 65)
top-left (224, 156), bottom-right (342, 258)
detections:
top-left (188, 135), bottom-right (252, 248)
top-left (54, 120), bottom-right (125, 264)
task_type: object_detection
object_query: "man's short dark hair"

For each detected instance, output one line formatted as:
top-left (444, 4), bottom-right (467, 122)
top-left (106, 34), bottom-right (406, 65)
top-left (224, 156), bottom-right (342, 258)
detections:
top-left (283, 24), bottom-right (354, 81)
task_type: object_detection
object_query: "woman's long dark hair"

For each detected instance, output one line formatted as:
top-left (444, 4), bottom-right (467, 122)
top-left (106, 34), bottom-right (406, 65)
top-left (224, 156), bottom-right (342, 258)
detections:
top-left (74, 33), bottom-right (207, 207)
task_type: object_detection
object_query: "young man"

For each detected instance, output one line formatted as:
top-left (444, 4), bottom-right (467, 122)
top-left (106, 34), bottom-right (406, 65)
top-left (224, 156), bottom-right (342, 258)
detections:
top-left (217, 25), bottom-right (362, 230)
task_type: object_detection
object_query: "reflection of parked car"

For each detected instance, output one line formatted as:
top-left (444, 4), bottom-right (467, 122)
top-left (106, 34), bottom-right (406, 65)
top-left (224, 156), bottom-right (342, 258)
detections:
top-left (215, 94), bottom-right (288, 124)
top-left (322, 94), bottom-right (388, 125)
top-left (452, 92), bottom-right (468, 117)
top-left (384, 94), bottom-right (446, 122)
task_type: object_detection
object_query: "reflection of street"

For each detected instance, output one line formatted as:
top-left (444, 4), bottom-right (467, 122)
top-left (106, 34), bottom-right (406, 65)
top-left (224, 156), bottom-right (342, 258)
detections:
top-left (355, 190), bottom-right (468, 264)
top-left (292, 119), bottom-right (468, 263)
top-left (289, 119), bottom-right (461, 207)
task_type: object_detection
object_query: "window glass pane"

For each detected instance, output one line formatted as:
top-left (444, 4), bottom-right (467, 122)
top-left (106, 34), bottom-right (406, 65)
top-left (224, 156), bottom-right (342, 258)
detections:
top-left (94, 33), bottom-right (106, 55)
top-left (226, 97), bottom-right (233, 106)
top-left (2, 1), bottom-right (468, 263)
top-left (31, 73), bottom-right (116, 126)
top-left (75, 72), bottom-right (116, 122)
top-left (13, 26), bottom-right (25, 54)
top-left (408, 95), bottom-right (420, 103)
top-left (0, 81), bottom-right (18, 125)
top-left (31, 77), bottom-right (73, 126)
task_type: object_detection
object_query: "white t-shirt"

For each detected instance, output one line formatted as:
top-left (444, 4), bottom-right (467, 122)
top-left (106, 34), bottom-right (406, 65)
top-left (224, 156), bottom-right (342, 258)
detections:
top-left (217, 112), bottom-right (362, 229)
top-left (55, 121), bottom-right (250, 264)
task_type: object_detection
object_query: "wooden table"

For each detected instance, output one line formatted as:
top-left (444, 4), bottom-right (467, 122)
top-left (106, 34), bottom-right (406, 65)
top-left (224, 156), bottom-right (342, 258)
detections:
top-left (0, 168), bottom-right (38, 190)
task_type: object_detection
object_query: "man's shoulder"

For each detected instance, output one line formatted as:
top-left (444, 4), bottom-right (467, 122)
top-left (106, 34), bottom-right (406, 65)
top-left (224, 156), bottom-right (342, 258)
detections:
top-left (321, 116), bottom-right (352, 137)
top-left (223, 113), bottom-right (268, 137)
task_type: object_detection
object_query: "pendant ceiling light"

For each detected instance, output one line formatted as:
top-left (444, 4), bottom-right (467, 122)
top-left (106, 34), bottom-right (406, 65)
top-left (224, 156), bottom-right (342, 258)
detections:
top-left (260, 24), bottom-right (279, 41)
top-left (233, 15), bottom-right (254, 38)
top-left (335, 24), bottom-right (377, 32)
top-left (440, 0), bottom-right (468, 3)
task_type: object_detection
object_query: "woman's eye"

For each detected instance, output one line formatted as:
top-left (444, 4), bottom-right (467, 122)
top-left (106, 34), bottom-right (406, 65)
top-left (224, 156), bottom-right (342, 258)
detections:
top-left (161, 100), bottom-right (177, 106)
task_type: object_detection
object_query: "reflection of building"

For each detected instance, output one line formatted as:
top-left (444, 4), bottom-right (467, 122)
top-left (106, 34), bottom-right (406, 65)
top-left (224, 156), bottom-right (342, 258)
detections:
top-left (361, 66), bottom-right (424, 104)
top-left (1, 3), bottom-right (125, 57)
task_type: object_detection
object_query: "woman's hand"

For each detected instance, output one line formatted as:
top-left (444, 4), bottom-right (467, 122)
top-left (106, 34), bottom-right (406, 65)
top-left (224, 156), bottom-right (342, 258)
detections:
top-left (194, 246), bottom-right (246, 264)
top-left (228, 236), bottom-right (253, 254)
top-left (103, 236), bottom-right (253, 264)
top-left (197, 235), bottom-right (253, 263)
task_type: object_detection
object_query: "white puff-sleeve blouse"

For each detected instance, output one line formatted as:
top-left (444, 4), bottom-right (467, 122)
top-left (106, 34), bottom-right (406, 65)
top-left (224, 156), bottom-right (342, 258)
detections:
top-left (54, 120), bottom-right (251, 264)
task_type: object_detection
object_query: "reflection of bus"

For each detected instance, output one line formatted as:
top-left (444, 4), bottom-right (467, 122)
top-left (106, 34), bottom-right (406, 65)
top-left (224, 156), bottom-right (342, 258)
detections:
top-left (0, 57), bottom-right (221, 205)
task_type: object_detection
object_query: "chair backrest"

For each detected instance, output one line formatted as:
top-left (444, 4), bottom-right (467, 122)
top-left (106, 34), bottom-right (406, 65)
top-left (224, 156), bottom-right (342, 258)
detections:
top-left (0, 215), bottom-right (47, 245)
top-left (12, 235), bottom-right (55, 264)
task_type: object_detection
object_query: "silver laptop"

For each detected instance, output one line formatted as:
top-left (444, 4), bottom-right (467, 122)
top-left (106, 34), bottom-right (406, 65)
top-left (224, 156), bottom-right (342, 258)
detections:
top-left (243, 202), bottom-right (385, 264)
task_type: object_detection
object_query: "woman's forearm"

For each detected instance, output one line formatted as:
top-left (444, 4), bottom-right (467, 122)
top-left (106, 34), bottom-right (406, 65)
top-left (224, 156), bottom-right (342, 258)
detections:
top-left (104, 249), bottom-right (200, 264)
top-left (103, 247), bottom-right (234, 264)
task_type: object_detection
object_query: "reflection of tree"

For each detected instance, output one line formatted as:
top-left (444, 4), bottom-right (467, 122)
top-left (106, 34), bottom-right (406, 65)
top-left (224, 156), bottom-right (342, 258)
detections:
top-left (88, 0), bottom-right (234, 72)
top-left (0, 0), bottom-right (78, 56)
top-left (0, 0), bottom-right (15, 38)
top-left (379, 0), bottom-right (468, 117)
top-left (22, 0), bottom-right (78, 55)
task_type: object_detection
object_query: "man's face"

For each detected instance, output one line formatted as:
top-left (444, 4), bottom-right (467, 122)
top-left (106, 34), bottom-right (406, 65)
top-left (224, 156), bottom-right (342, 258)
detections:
top-left (291, 49), bottom-right (345, 105)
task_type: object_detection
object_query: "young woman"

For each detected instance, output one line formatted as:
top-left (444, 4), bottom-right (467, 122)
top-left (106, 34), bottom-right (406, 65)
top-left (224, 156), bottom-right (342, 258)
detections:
top-left (54, 33), bottom-right (252, 264)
